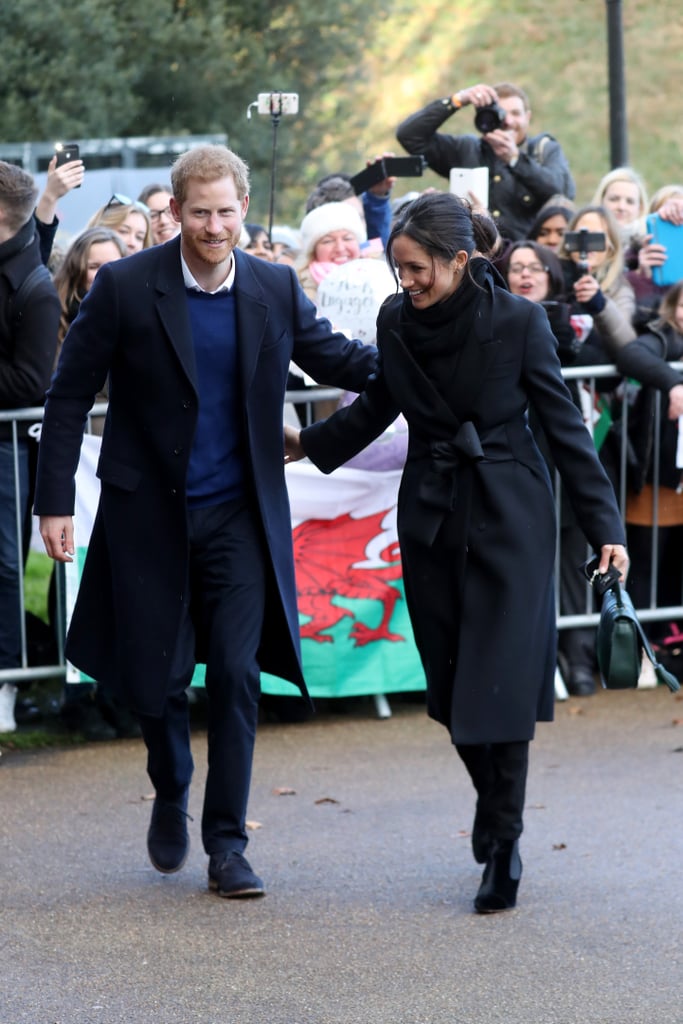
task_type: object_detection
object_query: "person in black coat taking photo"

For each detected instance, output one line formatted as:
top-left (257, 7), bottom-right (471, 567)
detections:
top-left (285, 192), bottom-right (628, 914)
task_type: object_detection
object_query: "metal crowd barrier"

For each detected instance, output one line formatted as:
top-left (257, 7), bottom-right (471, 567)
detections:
top-left (2, 368), bottom-right (682, 689)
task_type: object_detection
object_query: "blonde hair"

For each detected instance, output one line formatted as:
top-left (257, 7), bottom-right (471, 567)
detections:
top-left (649, 184), bottom-right (683, 213)
top-left (591, 167), bottom-right (649, 220)
top-left (88, 199), bottom-right (153, 249)
top-left (562, 204), bottom-right (625, 295)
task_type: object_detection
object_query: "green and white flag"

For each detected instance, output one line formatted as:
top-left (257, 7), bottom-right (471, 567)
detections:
top-left (65, 436), bottom-right (424, 699)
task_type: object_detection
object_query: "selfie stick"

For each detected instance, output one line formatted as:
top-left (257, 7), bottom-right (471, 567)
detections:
top-left (246, 92), bottom-right (298, 244)
top-left (266, 98), bottom-right (283, 244)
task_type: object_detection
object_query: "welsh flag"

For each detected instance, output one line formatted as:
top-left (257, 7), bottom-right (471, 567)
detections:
top-left (64, 436), bottom-right (424, 699)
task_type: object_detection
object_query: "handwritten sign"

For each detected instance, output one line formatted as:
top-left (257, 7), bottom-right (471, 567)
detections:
top-left (316, 259), bottom-right (396, 343)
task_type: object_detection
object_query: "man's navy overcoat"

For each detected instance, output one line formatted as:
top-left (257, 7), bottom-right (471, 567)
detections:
top-left (34, 240), bottom-right (376, 715)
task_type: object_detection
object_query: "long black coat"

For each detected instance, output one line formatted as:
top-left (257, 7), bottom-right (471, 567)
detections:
top-left (302, 277), bottom-right (625, 744)
top-left (33, 240), bottom-right (376, 716)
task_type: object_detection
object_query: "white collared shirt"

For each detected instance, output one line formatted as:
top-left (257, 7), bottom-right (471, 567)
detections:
top-left (180, 249), bottom-right (236, 293)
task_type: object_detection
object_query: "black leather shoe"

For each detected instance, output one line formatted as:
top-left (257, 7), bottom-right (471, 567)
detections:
top-left (208, 851), bottom-right (265, 898)
top-left (147, 794), bottom-right (191, 874)
top-left (474, 838), bottom-right (522, 914)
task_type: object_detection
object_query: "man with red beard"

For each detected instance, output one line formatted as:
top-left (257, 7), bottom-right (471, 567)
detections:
top-left (35, 144), bottom-right (376, 899)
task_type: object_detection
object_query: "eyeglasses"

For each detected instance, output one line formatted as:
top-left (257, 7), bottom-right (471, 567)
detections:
top-left (508, 262), bottom-right (548, 275)
top-left (148, 205), bottom-right (173, 222)
top-left (105, 193), bottom-right (150, 214)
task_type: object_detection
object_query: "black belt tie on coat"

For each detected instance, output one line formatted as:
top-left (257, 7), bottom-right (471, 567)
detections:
top-left (415, 420), bottom-right (485, 546)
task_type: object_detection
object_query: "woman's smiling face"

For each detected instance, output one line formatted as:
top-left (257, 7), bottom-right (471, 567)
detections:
top-left (390, 234), bottom-right (466, 308)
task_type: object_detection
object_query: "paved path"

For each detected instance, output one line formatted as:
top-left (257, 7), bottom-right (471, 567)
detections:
top-left (2, 686), bottom-right (683, 1023)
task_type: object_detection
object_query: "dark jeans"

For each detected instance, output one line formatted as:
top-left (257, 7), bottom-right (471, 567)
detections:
top-left (137, 496), bottom-right (267, 857)
top-left (455, 740), bottom-right (530, 841)
top-left (0, 440), bottom-right (29, 670)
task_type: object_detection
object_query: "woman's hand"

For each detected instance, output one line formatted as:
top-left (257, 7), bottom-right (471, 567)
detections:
top-left (636, 234), bottom-right (667, 278)
top-left (668, 383), bottom-right (683, 419)
top-left (658, 197), bottom-right (683, 225)
top-left (284, 423), bottom-right (305, 463)
top-left (573, 272), bottom-right (600, 304)
top-left (598, 544), bottom-right (629, 582)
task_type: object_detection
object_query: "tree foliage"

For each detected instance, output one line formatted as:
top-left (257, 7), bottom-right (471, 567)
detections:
top-left (0, 0), bottom-right (392, 219)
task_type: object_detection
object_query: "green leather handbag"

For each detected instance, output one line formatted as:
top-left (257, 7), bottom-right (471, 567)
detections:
top-left (583, 560), bottom-right (680, 692)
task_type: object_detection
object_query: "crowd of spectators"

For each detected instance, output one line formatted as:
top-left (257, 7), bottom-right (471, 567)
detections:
top-left (2, 73), bottom-right (683, 732)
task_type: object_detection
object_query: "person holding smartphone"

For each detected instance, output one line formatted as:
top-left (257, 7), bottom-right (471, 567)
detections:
top-left (33, 144), bottom-right (85, 266)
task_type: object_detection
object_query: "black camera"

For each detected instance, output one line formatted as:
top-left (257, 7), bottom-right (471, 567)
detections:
top-left (563, 229), bottom-right (606, 273)
top-left (474, 102), bottom-right (507, 134)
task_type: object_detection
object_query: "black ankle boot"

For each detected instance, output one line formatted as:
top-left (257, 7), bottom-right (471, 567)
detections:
top-left (474, 838), bottom-right (522, 914)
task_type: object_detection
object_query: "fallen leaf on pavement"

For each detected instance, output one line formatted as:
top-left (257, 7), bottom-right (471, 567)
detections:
top-left (272, 786), bottom-right (296, 796)
top-left (314, 796), bottom-right (339, 805)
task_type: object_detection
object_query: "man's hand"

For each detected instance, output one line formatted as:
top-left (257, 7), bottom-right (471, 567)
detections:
top-left (284, 424), bottom-right (304, 464)
top-left (483, 128), bottom-right (519, 164)
top-left (39, 515), bottom-right (75, 562)
top-left (454, 83), bottom-right (498, 108)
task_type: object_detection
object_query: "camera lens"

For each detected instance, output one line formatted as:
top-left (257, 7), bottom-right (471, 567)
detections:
top-left (474, 103), bottom-right (506, 134)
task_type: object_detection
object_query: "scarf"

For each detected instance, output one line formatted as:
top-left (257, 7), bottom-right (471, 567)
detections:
top-left (398, 256), bottom-right (494, 388)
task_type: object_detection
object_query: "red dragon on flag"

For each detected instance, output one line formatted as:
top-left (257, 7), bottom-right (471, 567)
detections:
top-left (292, 510), bottom-right (405, 646)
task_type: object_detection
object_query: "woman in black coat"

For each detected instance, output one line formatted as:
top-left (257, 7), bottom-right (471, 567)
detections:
top-left (285, 193), bottom-right (628, 914)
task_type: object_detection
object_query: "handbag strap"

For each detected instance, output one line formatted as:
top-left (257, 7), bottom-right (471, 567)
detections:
top-left (618, 585), bottom-right (680, 693)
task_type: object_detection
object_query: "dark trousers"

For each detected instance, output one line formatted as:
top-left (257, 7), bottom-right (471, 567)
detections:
top-left (455, 740), bottom-right (529, 840)
top-left (137, 497), bottom-right (267, 857)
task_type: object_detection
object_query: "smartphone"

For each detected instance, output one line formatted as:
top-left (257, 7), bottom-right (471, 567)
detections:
top-left (350, 161), bottom-right (387, 195)
top-left (563, 229), bottom-right (606, 256)
top-left (55, 142), bottom-right (80, 167)
top-left (382, 156), bottom-right (426, 178)
top-left (350, 156), bottom-right (425, 195)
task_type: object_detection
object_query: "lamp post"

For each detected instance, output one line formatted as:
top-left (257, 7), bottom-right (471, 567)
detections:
top-left (605, 0), bottom-right (629, 167)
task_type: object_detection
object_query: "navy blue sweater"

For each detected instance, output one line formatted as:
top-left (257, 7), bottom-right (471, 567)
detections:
top-left (185, 289), bottom-right (245, 508)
